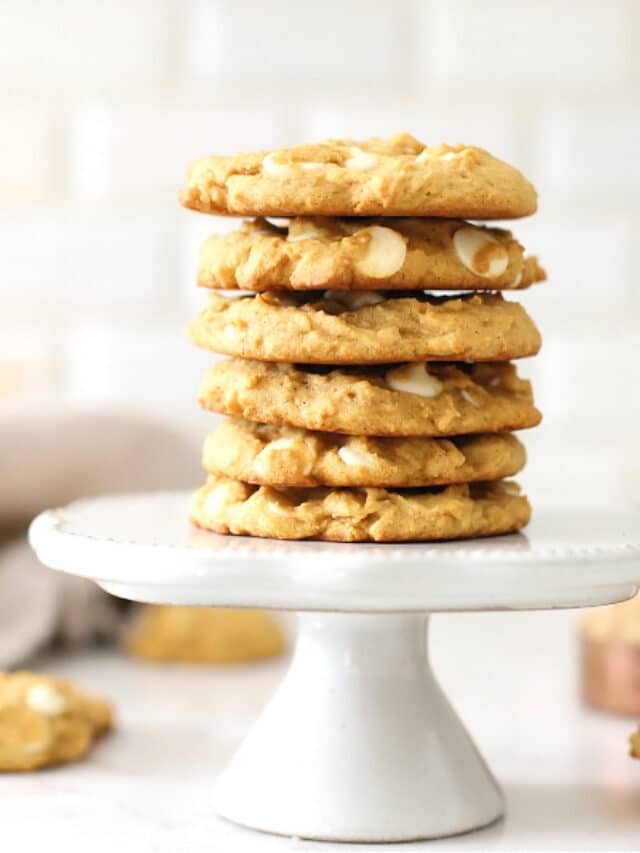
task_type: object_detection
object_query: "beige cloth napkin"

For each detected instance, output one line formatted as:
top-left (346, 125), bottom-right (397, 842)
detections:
top-left (0, 408), bottom-right (201, 667)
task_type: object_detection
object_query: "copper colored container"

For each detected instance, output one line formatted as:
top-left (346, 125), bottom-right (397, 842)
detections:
top-left (581, 635), bottom-right (640, 716)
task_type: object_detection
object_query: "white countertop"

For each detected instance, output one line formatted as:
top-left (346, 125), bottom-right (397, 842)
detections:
top-left (2, 610), bottom-right (639, 852)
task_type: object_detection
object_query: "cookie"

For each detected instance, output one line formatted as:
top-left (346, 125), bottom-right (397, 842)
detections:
top-left (180, 133), bottom-right (537, 219)
top-left (203, 418), bottom-right (527, 488)
top-left (198, 217), bottom-right (546, 292)
top-left (126, 606), bottom-right (284, 664)
top-left (190, 291), bottom-right (541, 364)
top-left (191, 475), bottom-right (531, 542)
top-left (631, 728), bottom-right (640, 759)
top-left (0, 672), bottom-right (112, 772)
top-left (198, 359), bottom-right (541, 437)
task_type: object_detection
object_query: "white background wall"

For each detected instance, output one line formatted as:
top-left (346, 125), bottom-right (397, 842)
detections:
top-left (1, 0), bottom-right (638, 506)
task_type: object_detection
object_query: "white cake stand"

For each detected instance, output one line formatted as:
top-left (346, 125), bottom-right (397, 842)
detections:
top-left (29, 491), bottom-right (640, 844)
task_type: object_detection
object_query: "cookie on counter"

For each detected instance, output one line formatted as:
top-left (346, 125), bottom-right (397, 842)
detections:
top-left (126, 606), bottom-right (285, 664)
top-left (180, 133), bottom-right (537, 219)
top-left (630, 728), bottom-right (640, 758)
top-left (0, 672), bottom-right (112, 771)
top-left (190, 291), bottom-right (541, 364)
top-left (192, 475), bottom-right (531, 542)
top-left (198, 359), bottom-right (542, 438)
top-left (203, 418), bottom-right (527, 489)
top-left (197, 217), bottom-right (545, 292)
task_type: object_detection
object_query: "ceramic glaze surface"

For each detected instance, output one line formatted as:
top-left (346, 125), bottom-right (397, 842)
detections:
top-left (29, 491), bottom-right (640, 612)
top-left (214, 612), bottom-right (503, 841)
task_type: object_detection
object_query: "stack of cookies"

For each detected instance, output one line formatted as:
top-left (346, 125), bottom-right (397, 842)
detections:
top-left (180, 133), bottom-right (544, 542)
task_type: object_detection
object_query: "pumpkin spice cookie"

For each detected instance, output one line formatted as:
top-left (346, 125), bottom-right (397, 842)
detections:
top-left (180, 133), bottom-right (537, 219)
top-left (126, 606), bottom-right (284, 664)
top-left (631, 728), bottom-right (640, 759)
top-left (189, 291), bottom-right (541, 364)
top-left (197, 217), bottom-right (545, 292)
top-left (198, 359), bottom-right (541, 438)
top-left (0, 672), bottom-right (112, 772)
top-left (191, 475), bottom-right (531, 542)
top-left (203, 418), bottom-right (527, 488)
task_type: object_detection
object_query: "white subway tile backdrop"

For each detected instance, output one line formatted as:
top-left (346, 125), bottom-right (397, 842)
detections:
top-left (1, 0), bottom-right (638, 505)
top-left (418, 0), bottom-right (630, 87)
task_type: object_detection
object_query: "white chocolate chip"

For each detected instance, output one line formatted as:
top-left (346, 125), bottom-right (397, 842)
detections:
top-left (26, 684), bottom-right (68, 716)
top-left (460, 389), bottom-right (479, 407)
top-left (502, 482), bottom-right (521, 496)
top-left (205, 481), bottom-right (244, 514)
top-left (262, 154), bottom-right (325, 177)
top-left (252, 450), bottom-right (279, 479)
top-left (323, 290), bottom-right (385, 309)
top-left (338, 445), bottom-right (375, 468)
top-left (252, 436), bottom-right (314, 479)
top-left (287, 231), bottom-right (320, 243)
top-left (287, 223), bottom-right (325, 242)
top-left (223, 324), bottom-right (241, 341)
top-left (262, 153), bottom-right (285, 176)
top-left (416, 148), bottom-right (465, 163)
top-left (266, 437), bottom-right (297, 452)
top-left (386, 363), bottom-right (444, 398)
top-left (512, 268), bottom-right (523, 288)
top-left (267, 500), bottom-right (291, 517)
top-left (453, 227), bottom-right (509, 279)
top-left (220, 290), bottom-right (253, 300)
top-left (344, 148), bottom-right (379, 171)
top-left (354, 226), bottom-right (407, 279)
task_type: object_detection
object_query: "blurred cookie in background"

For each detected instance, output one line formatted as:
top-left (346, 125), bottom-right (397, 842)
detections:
top-left (630, 727), bottom-right (640, 758)
top-left (0, 672), bottom-right (112, 771)
top-left (125, 606), bottom-right (286, 664)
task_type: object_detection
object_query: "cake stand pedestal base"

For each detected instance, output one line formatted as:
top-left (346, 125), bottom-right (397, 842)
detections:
top-left (215, 612), bottom-right (502, 842)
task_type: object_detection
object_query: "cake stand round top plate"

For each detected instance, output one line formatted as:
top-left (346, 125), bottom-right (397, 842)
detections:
top-left (29, 491), bottom-right (640, 612)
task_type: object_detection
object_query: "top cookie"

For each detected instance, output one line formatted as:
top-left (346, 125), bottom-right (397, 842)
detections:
top-left (180, 133), bottom-right (537, 219)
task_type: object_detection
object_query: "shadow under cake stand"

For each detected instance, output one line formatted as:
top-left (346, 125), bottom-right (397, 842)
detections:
top-left (29, 491), bottom-right (640, 844)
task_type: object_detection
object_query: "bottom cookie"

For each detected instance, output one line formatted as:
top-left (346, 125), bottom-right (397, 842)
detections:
top-left (191, 474), bottom-right (531, 542)
top-left (0, 672), bottom-right (112, 771)
top-left (126, 606), bottom-right (285, 663)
